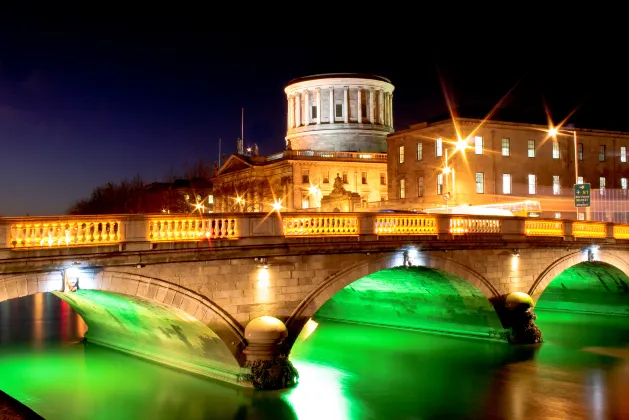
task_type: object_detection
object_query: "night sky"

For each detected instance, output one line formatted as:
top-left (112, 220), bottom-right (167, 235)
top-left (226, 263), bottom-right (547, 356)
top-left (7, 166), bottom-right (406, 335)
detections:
top-left (0, 20), bottom-right (625, 216)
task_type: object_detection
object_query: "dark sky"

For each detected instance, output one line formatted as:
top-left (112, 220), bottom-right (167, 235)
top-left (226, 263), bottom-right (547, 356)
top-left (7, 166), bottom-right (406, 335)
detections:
top-left (0, 20), bottom-right (625, 216)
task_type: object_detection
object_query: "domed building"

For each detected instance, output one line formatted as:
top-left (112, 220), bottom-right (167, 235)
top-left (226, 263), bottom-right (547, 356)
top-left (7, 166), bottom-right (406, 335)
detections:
top-left (212, 73), bottom-right (394, 212)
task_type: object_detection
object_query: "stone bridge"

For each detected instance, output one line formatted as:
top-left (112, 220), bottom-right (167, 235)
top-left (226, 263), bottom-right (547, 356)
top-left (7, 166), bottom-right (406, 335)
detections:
top-left (1, 212), bottom-right (629, 389)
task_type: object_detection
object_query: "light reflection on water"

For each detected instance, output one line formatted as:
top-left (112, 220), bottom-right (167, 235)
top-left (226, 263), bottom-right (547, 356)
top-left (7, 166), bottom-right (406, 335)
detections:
top-left (1, 293), bottom-right (629, 419)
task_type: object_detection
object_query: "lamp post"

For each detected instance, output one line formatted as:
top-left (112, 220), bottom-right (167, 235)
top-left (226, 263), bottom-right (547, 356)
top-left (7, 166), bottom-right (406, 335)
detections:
top-left (549, 127), bottom-right (579, 220)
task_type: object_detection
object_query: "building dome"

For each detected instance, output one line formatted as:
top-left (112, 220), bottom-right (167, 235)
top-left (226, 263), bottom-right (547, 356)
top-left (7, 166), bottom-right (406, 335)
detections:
top-left (284, 73), bottom-right (394, 153)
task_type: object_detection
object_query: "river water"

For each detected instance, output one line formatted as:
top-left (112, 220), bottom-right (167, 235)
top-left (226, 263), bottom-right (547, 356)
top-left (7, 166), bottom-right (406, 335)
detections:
top-left (1, 293), bottom-right (628, 420)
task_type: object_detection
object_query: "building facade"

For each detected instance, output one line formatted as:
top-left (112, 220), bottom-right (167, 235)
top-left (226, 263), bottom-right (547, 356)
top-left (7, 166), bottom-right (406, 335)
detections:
top-left (212, 74), bottom-right (394, 212)
top-left (386, 118), bottom-right (629, 220)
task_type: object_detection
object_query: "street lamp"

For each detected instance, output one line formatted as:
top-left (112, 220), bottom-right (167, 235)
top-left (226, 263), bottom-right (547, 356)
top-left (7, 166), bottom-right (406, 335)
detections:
top-left (549, 126), bottom-right (580, 220)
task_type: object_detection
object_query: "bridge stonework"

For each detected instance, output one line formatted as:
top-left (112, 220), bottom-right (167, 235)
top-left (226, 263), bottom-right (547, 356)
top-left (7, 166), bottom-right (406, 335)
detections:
top-left (2, 212), bottom-right (629, 388)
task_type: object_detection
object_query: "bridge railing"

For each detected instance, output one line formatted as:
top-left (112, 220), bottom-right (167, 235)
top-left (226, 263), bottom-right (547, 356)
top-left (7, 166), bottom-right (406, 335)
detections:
top-left (1, 213), bottom-right (627, 251)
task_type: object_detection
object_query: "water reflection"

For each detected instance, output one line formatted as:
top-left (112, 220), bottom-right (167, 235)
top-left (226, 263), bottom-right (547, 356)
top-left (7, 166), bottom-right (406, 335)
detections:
top-left (1, 294), bottom-right (629, 419)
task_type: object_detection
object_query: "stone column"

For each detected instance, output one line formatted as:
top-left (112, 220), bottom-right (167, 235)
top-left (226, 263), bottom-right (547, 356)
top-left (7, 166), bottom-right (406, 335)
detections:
top-left (357, 87), bottom-right (362, 123)
top-left (343, 86), bottom-right (349, 124)
top-left (378, 89), bottom-right (384, 125)
top-left (329, 87), bottom-right (334, 124)
top-left (295, 92), bottom-right (301, 127)
top-left (303, 90), bottom-right (310, 125)
top-left (288, 95), bottom-right (294, 129)
top-left (316, 87), bottom-right (321, 124)
top-left (389, 93), bottom-right (393, 127)
top-left (369, 88), bottom-right (375, 124)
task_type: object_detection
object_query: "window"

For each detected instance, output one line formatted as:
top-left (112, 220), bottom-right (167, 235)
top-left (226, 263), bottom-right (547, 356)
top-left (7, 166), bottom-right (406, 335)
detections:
top-left (475, 172), bottom-right (484, 193)
top-left (599, 145), bottom-right (606, 162)
top-left (578, 143), bottom-right (583, 161)
top-left (553, 175), bottom-right (560, 195)
top-left (323, 171), bottom-right (329, 184)
top-left (361, 172), bottom-right (367, 184)
top-left (302, 169), bottom-right (309, 184)
top-left (302, 194), bottom-right (309, 209)
top-left (361, 103), bottom-right (367, 119)
top-left (437, 173), bottom-right (443, 195)
top-left (528, 140), bottom-right (535, 158)
top-left (380, 173), bottom-right (386, 185)
top-left (399, 145), bottom-right (405, 163)
top-left (622, 146), bottom-right (627, 163)
top-left (528, 174), bottom-right (537, 194)
top-left (474, 136), bottom-right (483, 154)
top-left (555, 212), bottom-right (562, 219)
top-left (436, 138), bottom-right (443, 157)
top-left (417, 142), bottom-right (423, 161)
top-left (335, 102), bottom-right (343, 118)
top-left (577, 176), bottom-right (584, 184)
top-left (399, 179), bottom-right (406, 199)
top-left (502, 138), bottom-right (510, 156)
top-left (622, 177), bottom-right (628, 190)
top-left (417, 176), bottom-right (424, 197)
top-left (502, 174), bottom-right (511, 195)
top-left (552, 140), bottom-right (560, 159)
top-left (600, 177), bottom-right (606, 194)
top-left (342, 171), bottom-right (348, 184)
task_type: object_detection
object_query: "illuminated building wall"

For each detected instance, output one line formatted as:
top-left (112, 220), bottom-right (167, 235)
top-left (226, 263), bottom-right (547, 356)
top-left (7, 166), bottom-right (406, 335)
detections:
top-left (387, 118), bottom-right (629, 219)
top-left (212, 73), bottom-right (394, 212)
top-left (314, 267), bottom-right (505, 339)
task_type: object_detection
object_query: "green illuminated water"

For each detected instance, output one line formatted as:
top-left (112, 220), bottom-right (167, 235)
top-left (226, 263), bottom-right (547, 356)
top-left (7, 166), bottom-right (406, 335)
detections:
top-left (1, 261), bottom-right (629, 419)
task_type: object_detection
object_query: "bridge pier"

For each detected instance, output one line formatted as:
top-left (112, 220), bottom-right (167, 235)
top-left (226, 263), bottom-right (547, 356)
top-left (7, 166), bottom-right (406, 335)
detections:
top-left (492, 292), bottom-right (542, 344)
top-left (241, 316), bottom-right (299, 390)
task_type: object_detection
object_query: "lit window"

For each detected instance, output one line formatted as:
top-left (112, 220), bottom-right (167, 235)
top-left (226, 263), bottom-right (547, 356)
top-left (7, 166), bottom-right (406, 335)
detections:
top-left (302, 194), bottom-right (309, 209)
top-left (436, 138), bottom-right (443, 157)
top-left (600, 177), bottom-right (606, 194)
top-left (502, 138), bottom-right (510, 156)
top-left (208, 195), bottom-right (214, 204)
top-left (475, 172), bottom-right (484, 194)
top-left (342, 171), bottom-right (348, 184)
top-left (555, 212), bottom-right (561, 219)
top-left (417, 142), bottom-right (423, 161)
top-left (577, 176), bottom-right (584, 184)
top-left (552, 140), bottom-right (560, 159)
top-left (599, 145), bottom-right (606, 162)
top-left (399, 179), bottom-right (406, 199)
top-left (553, 175), bottom-right (560, 195)
top-left (528, 140), bottom-right (535, 158)
top-left (302, 169), bottom-right (309, 184)
top-left (502, 174), bottom-right (511, 195)
top-left (361, 172), bottom-right (367, 184)
top-left (380, 173), bottom-right (386, 185)
top-left (437, 173), bottom-right (443, 195)
top-left (622, 146), bottom-right (627, 163)
top-left (578, 143), bottom-right (583, 161)
top-left (417, 176), bottom-right (424, 197)
top-left (399, 145), bottom-right (405, 163)
top-left (528, 174), bottom-right (536, 194)
top-left (474, 136), bottom-right (483, 155)
top-left (622, 177), bottom-right (628, 190)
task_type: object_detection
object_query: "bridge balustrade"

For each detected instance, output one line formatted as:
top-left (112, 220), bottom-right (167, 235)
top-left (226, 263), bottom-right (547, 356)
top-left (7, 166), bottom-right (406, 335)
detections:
top-left (1, 213), bottom-right (628, 252)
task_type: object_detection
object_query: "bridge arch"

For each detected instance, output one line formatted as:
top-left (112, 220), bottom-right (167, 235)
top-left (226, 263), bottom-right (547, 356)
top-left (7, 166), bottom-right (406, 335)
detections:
top-left (528, 250), bottom-right (629, 301)
top-left (0, 268), bottom-right (247, 366)
top-left (286, 251), bottom-right (500, 338)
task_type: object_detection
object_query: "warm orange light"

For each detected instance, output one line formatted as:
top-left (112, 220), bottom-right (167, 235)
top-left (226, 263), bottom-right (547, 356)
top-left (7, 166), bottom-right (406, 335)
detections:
top-left (548, 127), bottom-right (558, 137)
top-left (272, 199), bottom-right (283, 211)
top-left (308, 185), bottom-right (319, 195)
top-left (454, 137), bottom-right (468, 152)
top-left (442, 166), bottom-right (451, 175)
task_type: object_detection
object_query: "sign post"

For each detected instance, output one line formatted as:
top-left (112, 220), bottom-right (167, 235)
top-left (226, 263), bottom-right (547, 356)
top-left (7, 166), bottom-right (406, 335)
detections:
top-left (574, 183), bottom-right (591, 208)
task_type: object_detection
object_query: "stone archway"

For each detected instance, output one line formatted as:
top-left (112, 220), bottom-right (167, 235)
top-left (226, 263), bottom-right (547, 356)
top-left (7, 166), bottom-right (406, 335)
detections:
top-left (0, 268), bottom-right (247, 366)
top-left (285, 251), bottom-right (500, 344)
top-left (528, 250), bottom-right (629, 302)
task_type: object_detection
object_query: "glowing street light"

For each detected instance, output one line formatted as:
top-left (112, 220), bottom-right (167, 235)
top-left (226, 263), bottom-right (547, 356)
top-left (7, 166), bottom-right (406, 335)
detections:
top-left (548, 125), bottom-right (580, 219)
top-left (272, 199), bottom-right (283, 212)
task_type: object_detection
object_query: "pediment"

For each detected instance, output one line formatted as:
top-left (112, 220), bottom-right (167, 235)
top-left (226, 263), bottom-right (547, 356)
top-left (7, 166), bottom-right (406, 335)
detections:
top-left (216, 155), bottom-right (253, 176)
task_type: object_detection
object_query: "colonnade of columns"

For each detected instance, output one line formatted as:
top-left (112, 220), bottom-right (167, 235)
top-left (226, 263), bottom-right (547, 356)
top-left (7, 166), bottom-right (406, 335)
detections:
top-left (287, 86), bottom-right (393, 130)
